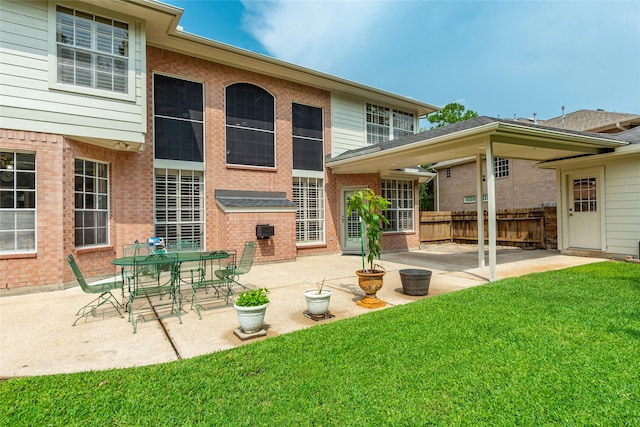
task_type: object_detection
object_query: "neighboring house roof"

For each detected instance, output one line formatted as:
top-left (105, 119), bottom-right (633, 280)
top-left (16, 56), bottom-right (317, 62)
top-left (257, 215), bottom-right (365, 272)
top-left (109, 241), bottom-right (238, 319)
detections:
top-left (215, 190), bottom-right (297, 212)
top-left (539, 109), bottom-right (640, 133)
top-left (327, 116), bottom-right (626, 175)
top-left (616, 126), bottom-right (640, 144)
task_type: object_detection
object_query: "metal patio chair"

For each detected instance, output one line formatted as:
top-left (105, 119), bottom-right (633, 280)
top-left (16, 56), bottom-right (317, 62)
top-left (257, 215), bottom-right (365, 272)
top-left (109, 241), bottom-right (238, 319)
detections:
top-left (214, 241), bottom-right (256, 290)
top-left (190, 251), bottom-right (235, 319)
top-left (67, 255), bottom-right (124, 326)
top-left (127, 253), bottom-right (181, 333)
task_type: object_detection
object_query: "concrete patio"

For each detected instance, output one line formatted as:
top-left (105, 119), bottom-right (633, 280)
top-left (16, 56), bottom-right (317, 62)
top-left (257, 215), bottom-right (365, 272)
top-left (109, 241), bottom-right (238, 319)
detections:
top-left (0, 244), bottom-right (606, 378)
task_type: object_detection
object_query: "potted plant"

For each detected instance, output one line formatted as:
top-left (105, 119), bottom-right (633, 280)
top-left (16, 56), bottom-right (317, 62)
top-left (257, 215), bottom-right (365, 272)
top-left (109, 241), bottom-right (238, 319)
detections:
top-left (346, 188), bottom-right (391, 308)
top-left (233, 288), bottom-right (270, 335)
top-left (303, 278), bottom-right (332, 318)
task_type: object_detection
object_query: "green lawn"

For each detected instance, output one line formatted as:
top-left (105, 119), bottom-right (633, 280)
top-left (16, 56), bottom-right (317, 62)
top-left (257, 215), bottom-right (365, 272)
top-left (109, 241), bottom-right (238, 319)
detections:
top-left (2, 261), bottom-right (639, 426)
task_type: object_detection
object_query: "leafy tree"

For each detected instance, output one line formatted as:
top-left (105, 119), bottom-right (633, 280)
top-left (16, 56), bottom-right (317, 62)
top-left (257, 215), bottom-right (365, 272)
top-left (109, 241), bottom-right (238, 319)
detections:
top-left (427, 102), bottom-right (478, 129)
top-left (420, 102), bottom-right (478, 210)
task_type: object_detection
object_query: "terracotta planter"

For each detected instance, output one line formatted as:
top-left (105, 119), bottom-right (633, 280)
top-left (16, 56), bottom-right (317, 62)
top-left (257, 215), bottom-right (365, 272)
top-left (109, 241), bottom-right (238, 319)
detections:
top-left (355, 270), bottom-right (386, 308)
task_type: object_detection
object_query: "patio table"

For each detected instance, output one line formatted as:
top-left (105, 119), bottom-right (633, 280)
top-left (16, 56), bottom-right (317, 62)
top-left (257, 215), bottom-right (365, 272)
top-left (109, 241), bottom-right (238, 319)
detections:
top-left (112, 250), bottom-right (230, 332)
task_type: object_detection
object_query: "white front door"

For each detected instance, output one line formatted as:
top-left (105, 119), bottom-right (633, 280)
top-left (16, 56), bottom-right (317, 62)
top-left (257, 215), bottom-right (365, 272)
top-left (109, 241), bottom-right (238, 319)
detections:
top-left (341, 188), bottom-right (365, 254)
top-left (567, 173), bottom-right (601, 249)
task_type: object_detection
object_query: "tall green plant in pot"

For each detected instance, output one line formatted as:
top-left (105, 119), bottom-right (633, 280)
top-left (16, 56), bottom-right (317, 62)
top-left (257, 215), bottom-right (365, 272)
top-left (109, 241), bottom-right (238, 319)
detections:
top-left (347, 188), bottom-right (390, 308)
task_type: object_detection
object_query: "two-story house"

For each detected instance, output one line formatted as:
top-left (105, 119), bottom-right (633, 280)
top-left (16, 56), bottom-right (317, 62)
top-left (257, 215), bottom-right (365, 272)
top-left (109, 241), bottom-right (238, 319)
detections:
top-left (432, 109), bottom-right (640, 211)
top-left (0, 0), bottom-right (437, 291)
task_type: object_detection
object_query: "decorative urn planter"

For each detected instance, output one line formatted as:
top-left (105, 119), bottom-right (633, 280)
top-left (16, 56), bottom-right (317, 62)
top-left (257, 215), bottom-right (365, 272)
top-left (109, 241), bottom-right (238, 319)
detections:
top-left (356, 270), bottom-right (386, 308)
top-left (304, 289), bottom-right (333, 316)
top-left (233, 303), bottom-right (269, 334)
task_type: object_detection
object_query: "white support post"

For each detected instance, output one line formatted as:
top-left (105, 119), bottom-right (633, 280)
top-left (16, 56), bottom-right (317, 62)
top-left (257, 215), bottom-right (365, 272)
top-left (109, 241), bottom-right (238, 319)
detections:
top-left (485, 142), bottom-right (497, 282)
top-left (476, 154), bottom-right (485, 268)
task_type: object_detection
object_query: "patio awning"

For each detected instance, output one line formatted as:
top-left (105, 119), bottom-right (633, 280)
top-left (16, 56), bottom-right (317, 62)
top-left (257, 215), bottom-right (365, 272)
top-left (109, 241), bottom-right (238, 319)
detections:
top-left (326, 116), bottom-right (628, 282)
top-left (326, 116), bottom-right (626, 175)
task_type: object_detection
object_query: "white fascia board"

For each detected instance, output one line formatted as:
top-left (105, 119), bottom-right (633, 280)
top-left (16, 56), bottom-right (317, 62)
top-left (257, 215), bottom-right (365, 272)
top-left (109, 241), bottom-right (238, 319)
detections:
top-left (327, 122), bottom-right (500, 168)
top-left (380, 168), bottom-right (435, 183)
top-left (535, 144), bottom-right (640, 169)
top-left (496, 122), bottom-right (628, 148)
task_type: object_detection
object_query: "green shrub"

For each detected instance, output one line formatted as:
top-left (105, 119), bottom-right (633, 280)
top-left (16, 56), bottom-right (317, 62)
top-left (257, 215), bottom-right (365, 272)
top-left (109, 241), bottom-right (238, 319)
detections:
top-left (234, 287), bottom-right (269, 306)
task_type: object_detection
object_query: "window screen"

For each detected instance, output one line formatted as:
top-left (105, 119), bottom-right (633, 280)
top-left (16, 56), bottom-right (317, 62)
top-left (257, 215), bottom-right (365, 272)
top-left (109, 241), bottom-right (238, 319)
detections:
top-left (225, 83), bottom-right (275, 167)
top-left (292, 103), bottom-right (323, 171)
top-left (153, 74), bottom-right (204, 162)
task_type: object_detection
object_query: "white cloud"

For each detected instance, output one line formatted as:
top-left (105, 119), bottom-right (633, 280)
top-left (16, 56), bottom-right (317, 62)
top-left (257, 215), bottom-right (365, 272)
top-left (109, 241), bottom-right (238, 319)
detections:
top-left (240, 0), bottom-right (389, 71)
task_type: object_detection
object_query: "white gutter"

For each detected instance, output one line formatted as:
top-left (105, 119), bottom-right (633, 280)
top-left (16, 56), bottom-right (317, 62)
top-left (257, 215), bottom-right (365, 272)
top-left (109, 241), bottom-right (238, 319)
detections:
top-left (327, 122), bottom-right (502, 168)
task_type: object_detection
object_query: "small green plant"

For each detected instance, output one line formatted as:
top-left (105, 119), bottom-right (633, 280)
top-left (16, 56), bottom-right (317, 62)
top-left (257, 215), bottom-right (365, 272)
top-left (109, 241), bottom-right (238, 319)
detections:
top-left (346, 188), bottom-right (391, 273)
top-left (316, 278), bottom-right (326, 294)
top-left (234, 288), bottom-right (270, 307)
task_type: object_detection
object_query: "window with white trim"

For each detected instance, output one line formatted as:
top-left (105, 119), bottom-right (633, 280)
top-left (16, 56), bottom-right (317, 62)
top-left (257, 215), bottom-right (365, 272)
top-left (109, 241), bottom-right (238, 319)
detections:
top-left (463, 194), bottom-right (488, 204)
top-left (494, 157), bottom-right (509, 178)
top-left (74, 159), bottom-right (109, 247)
top-left (154, 169), bottom-right (204, 248)
top-left (393, 110), bottom-right (415, 139)
top-left (0, 152), bottom-right (36, 253)
top-left (225, 83), bottom-right (275, 167)
top-left (381, 179), bottom-right (414, 232)
top-left (293, 177), bottom-right (324, 244)
top-left (366, 103), bottom-right (415, 144)
top-left (55, 5), bottom-right (129, 93)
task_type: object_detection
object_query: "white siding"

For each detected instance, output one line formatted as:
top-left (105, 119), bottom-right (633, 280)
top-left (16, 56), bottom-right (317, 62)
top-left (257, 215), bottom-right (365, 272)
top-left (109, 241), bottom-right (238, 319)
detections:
top-left (331, 93), bottom-right (365, 156)
top-left (604, 155), bottom-right (640, 256)
top-left (0, 0), bottom-right (146, 144)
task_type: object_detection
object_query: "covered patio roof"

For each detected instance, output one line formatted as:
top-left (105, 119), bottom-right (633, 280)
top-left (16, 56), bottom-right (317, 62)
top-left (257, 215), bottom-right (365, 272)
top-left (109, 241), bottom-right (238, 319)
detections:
top-left (327, 116), bottom-right (628, 281)
top-left (327, 116), bottom-right (627, 175)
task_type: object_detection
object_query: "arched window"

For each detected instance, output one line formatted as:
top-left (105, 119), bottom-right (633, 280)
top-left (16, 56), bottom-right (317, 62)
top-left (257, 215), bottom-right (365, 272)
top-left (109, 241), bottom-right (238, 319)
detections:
top-left (225, 83), bottom-right (275, 167)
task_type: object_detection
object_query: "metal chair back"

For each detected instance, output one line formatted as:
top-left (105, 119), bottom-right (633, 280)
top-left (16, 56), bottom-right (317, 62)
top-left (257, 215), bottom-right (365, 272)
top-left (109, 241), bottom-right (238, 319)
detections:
top-left (236, 241), bottom-right (257, 275)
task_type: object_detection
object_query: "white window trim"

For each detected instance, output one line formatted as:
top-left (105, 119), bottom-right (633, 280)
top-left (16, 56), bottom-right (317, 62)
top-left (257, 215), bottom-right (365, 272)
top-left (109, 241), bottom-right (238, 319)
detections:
top-left (0, 151), bottom-right (37, 254)
top-left (365, 103), bottom-right (416, 144)
top-left (74, 157), bottom-right (110, 248)
top-left (293, 176), bottom-right (326, 246)
top-left (48, 2), bottom-right (137, 102)
top-left (381, 178), bottom-right (415, 233)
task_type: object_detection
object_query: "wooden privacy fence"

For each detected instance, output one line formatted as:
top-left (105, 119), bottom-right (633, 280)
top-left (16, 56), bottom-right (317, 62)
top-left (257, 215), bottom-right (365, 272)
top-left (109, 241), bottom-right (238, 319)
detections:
top-left (419, 207), bottom-right (557, 249)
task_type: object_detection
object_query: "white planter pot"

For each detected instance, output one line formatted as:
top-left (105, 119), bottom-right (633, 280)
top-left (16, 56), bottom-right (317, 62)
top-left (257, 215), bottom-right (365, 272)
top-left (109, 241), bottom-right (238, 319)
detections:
top-left (304, 289), bottom-right (332, 315)
top-left (234, 303), bottom-right (268, 333)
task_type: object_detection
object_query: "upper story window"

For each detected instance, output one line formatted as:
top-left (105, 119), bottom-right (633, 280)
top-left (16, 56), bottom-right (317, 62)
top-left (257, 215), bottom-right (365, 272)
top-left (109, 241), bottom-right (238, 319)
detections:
top-left (153, 74), bottom-right (204, 163)
top-left (381, 179), bottom-right (414, 232)
top-left (74, 159), bottom-right (109, 247)
top-left (225, 83), bottom-right (275, 168)
top-left (393, 110), bottom-right (415, 139)
top-left (366, 103), bottom-right (414, 144)
top-left (55, 5), bottom-right (129, 94)
top-left (292, 103), bottom-right (324, 171)
top-left (494, 157), bottom-right (509, 178)
top-left (0, 152), bottom-right (36, 253)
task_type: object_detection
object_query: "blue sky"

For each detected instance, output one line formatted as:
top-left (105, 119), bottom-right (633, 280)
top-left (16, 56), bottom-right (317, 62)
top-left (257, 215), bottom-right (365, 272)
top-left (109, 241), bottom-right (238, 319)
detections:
top-left (164, 0), bottom-right (640, 121)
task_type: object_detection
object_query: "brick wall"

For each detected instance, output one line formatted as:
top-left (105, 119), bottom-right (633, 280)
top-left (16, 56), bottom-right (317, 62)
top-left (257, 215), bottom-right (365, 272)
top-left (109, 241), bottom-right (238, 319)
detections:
top-left (437, 159), bottom-right (556, 211)
top-left (1, 46), bottom-right (421, 291)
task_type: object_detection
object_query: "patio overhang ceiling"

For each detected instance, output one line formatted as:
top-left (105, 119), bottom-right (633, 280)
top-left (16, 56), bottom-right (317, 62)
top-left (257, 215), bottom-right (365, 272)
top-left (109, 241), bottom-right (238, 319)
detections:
top-left (327, 118), bottom-right (627, 175)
